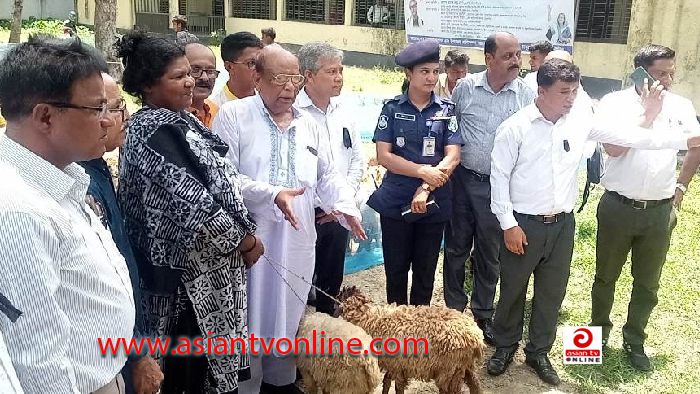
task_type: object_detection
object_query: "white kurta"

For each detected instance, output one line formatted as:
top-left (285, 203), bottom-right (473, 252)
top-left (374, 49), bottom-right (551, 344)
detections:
top-left (212, 94), bottom-right (361, 345)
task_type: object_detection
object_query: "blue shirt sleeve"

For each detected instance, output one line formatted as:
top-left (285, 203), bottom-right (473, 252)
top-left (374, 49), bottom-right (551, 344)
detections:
top-left (373, 103), bottom-right (394, 143)
top-left (443, 103), bottom-right (464, 146)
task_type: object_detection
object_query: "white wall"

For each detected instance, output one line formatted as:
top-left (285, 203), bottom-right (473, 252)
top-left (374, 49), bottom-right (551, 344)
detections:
top-left (0, 0), bottom-right (75, 20)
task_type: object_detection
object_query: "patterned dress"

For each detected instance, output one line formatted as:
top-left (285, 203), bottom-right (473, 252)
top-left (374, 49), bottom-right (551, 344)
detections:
top-left (118, 106), bottom-right (256, 394)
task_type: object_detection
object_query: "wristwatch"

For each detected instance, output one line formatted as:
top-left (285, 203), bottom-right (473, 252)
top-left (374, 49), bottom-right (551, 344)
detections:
top-left (421, 183), bottom-right (431, 192)
top-left (676, 183), bottom-right (688, 194)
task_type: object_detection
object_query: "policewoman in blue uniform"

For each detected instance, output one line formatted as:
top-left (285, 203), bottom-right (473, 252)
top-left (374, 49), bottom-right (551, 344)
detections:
top-left (367, 39), bottom-right (464, 306)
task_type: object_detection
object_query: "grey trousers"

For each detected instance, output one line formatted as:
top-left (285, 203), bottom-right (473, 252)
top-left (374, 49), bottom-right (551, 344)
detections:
top-left (492, 212), bottom-right (575, 356)
top-left (590, 191), bottom-right (674, 345)
top-left (443, 165), bottom-right (502, 319)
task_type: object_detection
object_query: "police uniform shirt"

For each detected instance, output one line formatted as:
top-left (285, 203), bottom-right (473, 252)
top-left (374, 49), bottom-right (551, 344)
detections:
top-left (368, 93), bottom-right (463, 222)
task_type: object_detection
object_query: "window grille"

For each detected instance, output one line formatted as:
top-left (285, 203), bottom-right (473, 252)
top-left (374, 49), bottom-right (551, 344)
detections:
top-left (575, 0), bottom-right (633, 44)
top-left (230, 0), bottom-right (277, 20)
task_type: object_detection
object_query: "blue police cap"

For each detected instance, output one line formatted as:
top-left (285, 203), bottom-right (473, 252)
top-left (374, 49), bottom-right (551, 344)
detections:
top-left (395, 39), bottom-right (440, 68)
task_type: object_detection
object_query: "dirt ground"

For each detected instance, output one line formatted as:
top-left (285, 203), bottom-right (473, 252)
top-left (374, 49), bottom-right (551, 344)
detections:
top-left (340, 263), bottom-right (580, 394)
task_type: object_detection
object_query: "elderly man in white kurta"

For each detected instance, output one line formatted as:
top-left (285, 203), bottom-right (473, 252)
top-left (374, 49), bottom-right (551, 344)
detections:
top-left (212, 44), bottom-right (366, 394)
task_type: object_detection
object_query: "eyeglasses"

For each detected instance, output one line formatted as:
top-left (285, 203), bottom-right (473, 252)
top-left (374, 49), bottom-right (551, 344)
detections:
top-left (270, 73), bottom-right (305, 86)
top-left (191, 68), bottom-right (221, 79)
top-left (46, 101), bottom-right (108, 118)
top-left (230, 59), bottom-right (257, 70)
top-left (108, 98), bottom-right (128, 122)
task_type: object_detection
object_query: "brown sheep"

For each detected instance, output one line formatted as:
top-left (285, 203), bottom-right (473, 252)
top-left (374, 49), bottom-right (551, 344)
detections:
top-left (337, 286), bottom-right (484, 394)
top-left (296, 312), bottom-right (382, 394)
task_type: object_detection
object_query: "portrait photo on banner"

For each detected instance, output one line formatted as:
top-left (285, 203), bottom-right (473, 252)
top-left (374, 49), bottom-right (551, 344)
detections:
top-left (404, 0), bottom-right (575, 54)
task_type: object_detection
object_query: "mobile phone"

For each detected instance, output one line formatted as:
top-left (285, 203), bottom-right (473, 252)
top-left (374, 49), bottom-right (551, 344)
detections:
top-left (629, 66), bottom-right (656, 91)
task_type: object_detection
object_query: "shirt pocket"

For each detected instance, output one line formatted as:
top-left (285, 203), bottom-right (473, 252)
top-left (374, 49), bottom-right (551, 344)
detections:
top-left (394, 118), bottom-right (421, 151)
top-left (297, 146), bottom-right (319, 189)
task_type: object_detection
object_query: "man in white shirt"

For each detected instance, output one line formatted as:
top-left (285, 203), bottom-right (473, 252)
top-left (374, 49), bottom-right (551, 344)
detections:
top-left (523, 40), bottom-right (553, 92)
top-left (487, 59), bottom-right (700, 384)
top-left (590, 44), bottom-right (700, 371)
top-left (0, 292), bottom-right (23, 394)
top-left (296, 42), bottom-right (365, 316)
top-left (210, 31), bottom-right (264, 107)
top-left (212, 44), bottom-right (365, 394)
top-left (0, 36), bottom-right (135, 394)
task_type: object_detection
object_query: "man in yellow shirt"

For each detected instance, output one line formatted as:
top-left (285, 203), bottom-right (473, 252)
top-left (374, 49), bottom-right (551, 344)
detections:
top-left (209, 32), bottom-right (263, 107)
top-left (434, 50), bottom-right (469, 99)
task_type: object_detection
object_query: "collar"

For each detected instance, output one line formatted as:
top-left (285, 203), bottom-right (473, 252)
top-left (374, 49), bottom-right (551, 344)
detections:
top-left (397, 91), bottom-right (443, 106)
top-left (476, 70), bottom-right (517, 94)
top-left (524, 102), bottom-right (570, 125)
top-left (186, 100), bottom-right (212, 117)
top-left (296, 87), bottom-right (340, 113)
top-left (255, 93), bottom-right (303, 122)
top-left (223, 83), bottom-right (238, 100)
top-left (0, 136), bottom-right (90, 203)
top-left (79, 157), bottom-right (109, 173)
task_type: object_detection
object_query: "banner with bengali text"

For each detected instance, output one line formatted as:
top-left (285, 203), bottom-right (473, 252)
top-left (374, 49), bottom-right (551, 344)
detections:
top-left (404, 0), bottom-right (576, 53)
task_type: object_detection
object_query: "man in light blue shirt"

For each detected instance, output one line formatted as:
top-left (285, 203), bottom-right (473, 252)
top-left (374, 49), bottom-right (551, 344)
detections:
top-left (444, 32), bottom-right (536, 346)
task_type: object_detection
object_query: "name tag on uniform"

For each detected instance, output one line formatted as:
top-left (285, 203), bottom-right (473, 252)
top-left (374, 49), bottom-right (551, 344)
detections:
top-left (423, 137), bottom-right (436, 156)
top-left (395, 113), bottom-right (416, 121)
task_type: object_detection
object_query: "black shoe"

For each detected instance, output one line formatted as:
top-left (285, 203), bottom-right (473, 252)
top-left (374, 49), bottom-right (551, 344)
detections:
top-left (476, 318), bottom-right (496, 346)
top-left (525, 354), bottom-right (560, 385)
top-left (623, 342), bottom-right (652, 371)
top-left (487, 347), bottom-right (516, 376)
top-left (261, 382), bottom-right (305, 394)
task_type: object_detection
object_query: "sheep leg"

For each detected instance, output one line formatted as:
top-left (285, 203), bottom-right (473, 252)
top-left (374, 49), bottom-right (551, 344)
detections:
top-left (464, 367), bottom-right (483, 394)
top-left (394, 377), bottom-right (408, 394)
top-left (381, 372), bottom-right (392, 394)
top-left (300, 369), bottom-right (318, 394)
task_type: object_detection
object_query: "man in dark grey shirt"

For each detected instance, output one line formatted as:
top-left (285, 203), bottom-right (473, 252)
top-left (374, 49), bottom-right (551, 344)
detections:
top-left (443, 32), bottom-right (536, 345)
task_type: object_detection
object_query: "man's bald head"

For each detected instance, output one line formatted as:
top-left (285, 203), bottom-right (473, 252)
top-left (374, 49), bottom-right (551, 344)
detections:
top-left (254, 44), bottom-right (302, 116)
top-left (544, 50), bottom-right (573, 64)
top-left (185, 42), bottom-right (217, 104)
top-left (185, 42), bottom-right (215, 59)
top-left (484, 32), bottom-right (517, 56)
top-left (255, 43), bottom-right (297, 73)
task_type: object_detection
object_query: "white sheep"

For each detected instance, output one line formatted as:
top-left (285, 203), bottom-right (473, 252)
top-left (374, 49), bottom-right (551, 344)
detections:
top-left (296, 311), bottom-right (382, 394)
top-left (338, 286), bottom-right (485, 394)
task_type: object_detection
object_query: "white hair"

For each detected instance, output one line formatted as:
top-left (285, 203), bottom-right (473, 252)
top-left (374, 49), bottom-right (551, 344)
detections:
top-left (298, 42), bottom-right (344, 73)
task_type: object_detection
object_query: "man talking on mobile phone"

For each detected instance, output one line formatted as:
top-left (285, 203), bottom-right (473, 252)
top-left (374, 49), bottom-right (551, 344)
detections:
top-left (590, 44), bottom-right (700, 371)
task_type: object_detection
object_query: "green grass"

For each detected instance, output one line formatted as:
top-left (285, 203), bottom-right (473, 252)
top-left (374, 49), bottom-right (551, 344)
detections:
top-left (531, 177), bottom-right (700, 394)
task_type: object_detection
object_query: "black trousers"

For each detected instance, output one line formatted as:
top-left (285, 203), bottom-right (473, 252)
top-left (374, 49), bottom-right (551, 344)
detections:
top-left (380, 215), bottom-right (446, 306)
top-left (443, 165), bottom-right (502, 319)
top-left (590, 191), bottom-right (674, 345)
top-left (314, 213), bottom-right (349, 315)
top-left (492, 212), bottom-right (575, 357)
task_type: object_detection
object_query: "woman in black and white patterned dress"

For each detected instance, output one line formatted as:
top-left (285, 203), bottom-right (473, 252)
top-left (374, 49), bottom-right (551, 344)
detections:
top-left (116, 31), bottom-right (263, 394)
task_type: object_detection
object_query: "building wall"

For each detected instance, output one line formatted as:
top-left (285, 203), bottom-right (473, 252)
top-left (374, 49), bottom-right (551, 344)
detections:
top-left (77, 0), bottom-right (700, 109)
top-left (76, 0), bottom-right (135, 29)
top-left (0, 0), bottom-right (74, 19)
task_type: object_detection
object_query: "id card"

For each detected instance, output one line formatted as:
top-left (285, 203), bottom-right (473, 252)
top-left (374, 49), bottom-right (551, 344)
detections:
top-left (423, 137), bottom-right (436, 156)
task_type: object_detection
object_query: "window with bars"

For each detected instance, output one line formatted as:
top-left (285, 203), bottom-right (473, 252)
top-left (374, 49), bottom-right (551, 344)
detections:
top-left (229, 0), bottom-right (277, 19)
top-left (284, 0), bottom-right (345, 25)
top-left (575, 0), bottom-right (633, 44)
top-left (134, 0), bottom-right (170, 14)
top-left (354, 0), bottom-right (404, 30)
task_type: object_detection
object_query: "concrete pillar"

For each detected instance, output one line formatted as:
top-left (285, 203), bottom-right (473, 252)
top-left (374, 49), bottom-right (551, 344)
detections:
top-left (344, 0), bottom-right (353, 25)
top-left (276, 0), bottom-right (284, 20)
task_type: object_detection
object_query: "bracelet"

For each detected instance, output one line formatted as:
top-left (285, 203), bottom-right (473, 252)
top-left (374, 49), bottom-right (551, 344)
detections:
top-left (676, 183), bottom-right (688, 194)
top-left (241, 236), bottom-right (257, 254)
